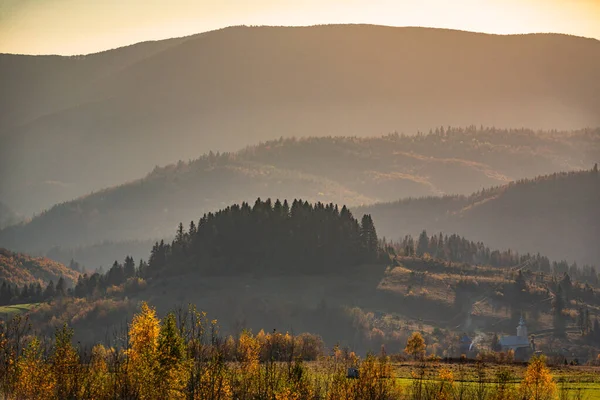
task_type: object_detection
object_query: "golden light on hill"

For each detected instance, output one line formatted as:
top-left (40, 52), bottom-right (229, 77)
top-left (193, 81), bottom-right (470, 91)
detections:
top-left (0, 0), bottom-right (598, 55)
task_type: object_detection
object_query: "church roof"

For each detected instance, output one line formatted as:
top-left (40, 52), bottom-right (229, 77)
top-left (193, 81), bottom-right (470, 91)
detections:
top-left (499, 335), bottom-right (529, 347)
top-left (460, 334), bottom-right (471, 343)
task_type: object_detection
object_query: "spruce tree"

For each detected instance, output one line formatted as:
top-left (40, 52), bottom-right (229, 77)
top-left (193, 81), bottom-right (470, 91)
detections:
top-left (56, 277), bottom-right (66, 297)
top-left (416, 230), bottom-right (429, 257)
top-left (44, 280), bottom-right (56, 300)
top-left (553, 285), bottom-right (566, 336)
top-left (124, 256), bottom-right (136, 278)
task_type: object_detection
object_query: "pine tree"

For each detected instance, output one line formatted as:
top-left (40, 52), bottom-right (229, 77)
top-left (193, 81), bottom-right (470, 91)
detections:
top-left (188, 220), bottom-right (197, 237)
top-left (74, 275), bottom-right (86, 298)
top-left (560, 273), bottom-right (572, 301)
top-left (515, 270), bottom-right (527, 292)
top-left (55, 277), bottom-right (66, 297)
top-left (175, 222), bottom-right (185, 244)
top-left (594, 319), bottom-right (600, 344)
top-left (360, 214), bottom-right (378, 260)
top-left (44, 280), bottom-right (56, 300)
top-left (416, 230), bottom-right (429, 257)
top-left (0, 281), bottom-right (10, 305)
top-left (34, 283), bottom-right (42, 299)
top-left (124, 256), bottom-right (136, 279)
top-left (20, 285), bottom-right (29, 301)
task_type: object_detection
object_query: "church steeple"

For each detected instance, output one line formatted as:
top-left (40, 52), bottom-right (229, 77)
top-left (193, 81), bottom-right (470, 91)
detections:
top-left (517, 315), bottom-right (527, 338)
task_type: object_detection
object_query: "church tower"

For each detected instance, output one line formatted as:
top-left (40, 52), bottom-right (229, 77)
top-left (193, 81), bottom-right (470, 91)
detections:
top-left (517, 315), bottom-right (527, 338)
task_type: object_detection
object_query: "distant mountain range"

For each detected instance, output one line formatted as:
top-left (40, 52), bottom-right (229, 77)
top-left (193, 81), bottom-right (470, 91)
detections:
top-left (0, 129), bottom-right (597, 268)
top-left (2, 25), bottom-right (600, 215)
top-left (358, 168), bottom-right (600, 266)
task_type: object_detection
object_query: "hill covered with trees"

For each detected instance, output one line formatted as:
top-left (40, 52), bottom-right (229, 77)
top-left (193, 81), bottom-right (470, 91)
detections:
top-left (7, 198), bottom-right (600, 361)
top-left (13, 199), bottom-right (387, 345)
top-left (2, 25), bottom-right (600, 216)
top-left (0, 248), bottom-right (79, 287)
top-left (145, 198), bottom-right (380, 277)
top-left (359, 167), bottom-right (600, 265)
top-left (1, 128), bottom-right (597, 268)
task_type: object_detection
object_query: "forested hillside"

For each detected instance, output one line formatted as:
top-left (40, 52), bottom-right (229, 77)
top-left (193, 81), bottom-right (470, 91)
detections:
top-left (144, 198), bottom-right (380, 277)
top-left (8, 198), bottom-right (600, 357)
top-left (0, 248), bottom-right (79, 287)
top-left (1, 128), bottom-right (597, 267)
top-left (359, 168), bottom-right (600, 265)
top-left (2, 25), bottom-right (599, 215)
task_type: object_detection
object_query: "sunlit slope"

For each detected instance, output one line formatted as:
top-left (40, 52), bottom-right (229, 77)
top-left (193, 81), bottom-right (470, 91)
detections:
top-left (0, 248), bottom-right (78, 286)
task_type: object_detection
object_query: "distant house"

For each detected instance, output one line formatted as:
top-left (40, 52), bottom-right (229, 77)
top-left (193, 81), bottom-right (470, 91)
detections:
top-left (459, 334), bottom-right (472, 355)
top-left (499, 316), bottom-right (533, 360)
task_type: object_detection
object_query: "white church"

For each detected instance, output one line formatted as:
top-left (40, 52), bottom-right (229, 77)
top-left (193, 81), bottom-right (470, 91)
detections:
top-left (499, 316), bottom-right (534, 360)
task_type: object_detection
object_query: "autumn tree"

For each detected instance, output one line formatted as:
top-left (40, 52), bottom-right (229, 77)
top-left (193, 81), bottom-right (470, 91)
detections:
top-left (157, 312), bottom-right (188, 399)
top-left (52, 324), bottom-right (80, 399)
top-left (85, 344), bottom-right (110, 399)
top-left (128, 301), bottom-right (160, 399)
top-left (15, 338), bottom-right (55, 400)
top-left (236, 330), bottom-right (260, 398)
top-left (519, 355), bottom-right (556, 400)
top-left (405, 332), bottom-right (426, 361)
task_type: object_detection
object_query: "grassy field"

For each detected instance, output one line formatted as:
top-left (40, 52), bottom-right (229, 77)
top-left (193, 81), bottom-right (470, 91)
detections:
top-left (0, 303), bottom-right (39, 319)
top-left (390, 361), bottom-right (600, 399)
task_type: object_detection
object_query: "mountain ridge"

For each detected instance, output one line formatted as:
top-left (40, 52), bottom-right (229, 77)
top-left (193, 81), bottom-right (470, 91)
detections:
top-left (358, 168), bottom-right (600, 265)
top-left (0, 128), bottom-right (597, 268)
top-left (2, 25), bottom-right (599, 215)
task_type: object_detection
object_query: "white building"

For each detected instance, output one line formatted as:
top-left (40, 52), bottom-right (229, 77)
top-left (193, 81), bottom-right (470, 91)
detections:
top-left (499, 316), bottom-right (532, 359)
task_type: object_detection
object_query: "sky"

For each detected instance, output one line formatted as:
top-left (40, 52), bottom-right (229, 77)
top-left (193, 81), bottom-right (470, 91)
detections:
top-left (0, 0), bottom-right (599, 55)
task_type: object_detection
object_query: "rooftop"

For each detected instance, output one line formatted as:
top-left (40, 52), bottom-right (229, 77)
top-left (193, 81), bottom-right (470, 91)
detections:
top-left (499, 335), bottom-right (529, 347)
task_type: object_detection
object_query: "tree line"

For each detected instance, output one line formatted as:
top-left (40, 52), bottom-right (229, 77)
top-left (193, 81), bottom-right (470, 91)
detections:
top-left (146, 198), bottom-right (381, 277)
top-left (41, 199), bottom-right (381, 301)
top-left (393, 230), bottom-right (599, 284)
top-left (0, 302), bottom-right (564, 400)
top-left (0, 277), bottom-right (67, 306)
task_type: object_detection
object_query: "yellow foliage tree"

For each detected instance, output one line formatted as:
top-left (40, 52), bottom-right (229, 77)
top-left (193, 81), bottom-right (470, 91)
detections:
top-left (519, 355), bottom-right (557, 400)
top-left (236, 330), bottom-right (260, 398)
top-left (156, 312), bottom-right (188, 399)
top-left (128, 301), bottom-right (160, 399)
top-left (436, 367), bottom-right (455, 400)
top-left (86, 344), bottom-right (111, 399)
top-left (52, 324), bottom-right (80, 399)
top-left (15, 338), bottom-right (55, 400)
top-left (405, 332), bottom-right (426, 361)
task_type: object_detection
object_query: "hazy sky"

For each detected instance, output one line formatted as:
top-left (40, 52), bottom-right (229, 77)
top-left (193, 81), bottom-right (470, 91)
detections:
top-left (1, 0), bottom-right (599, 55)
